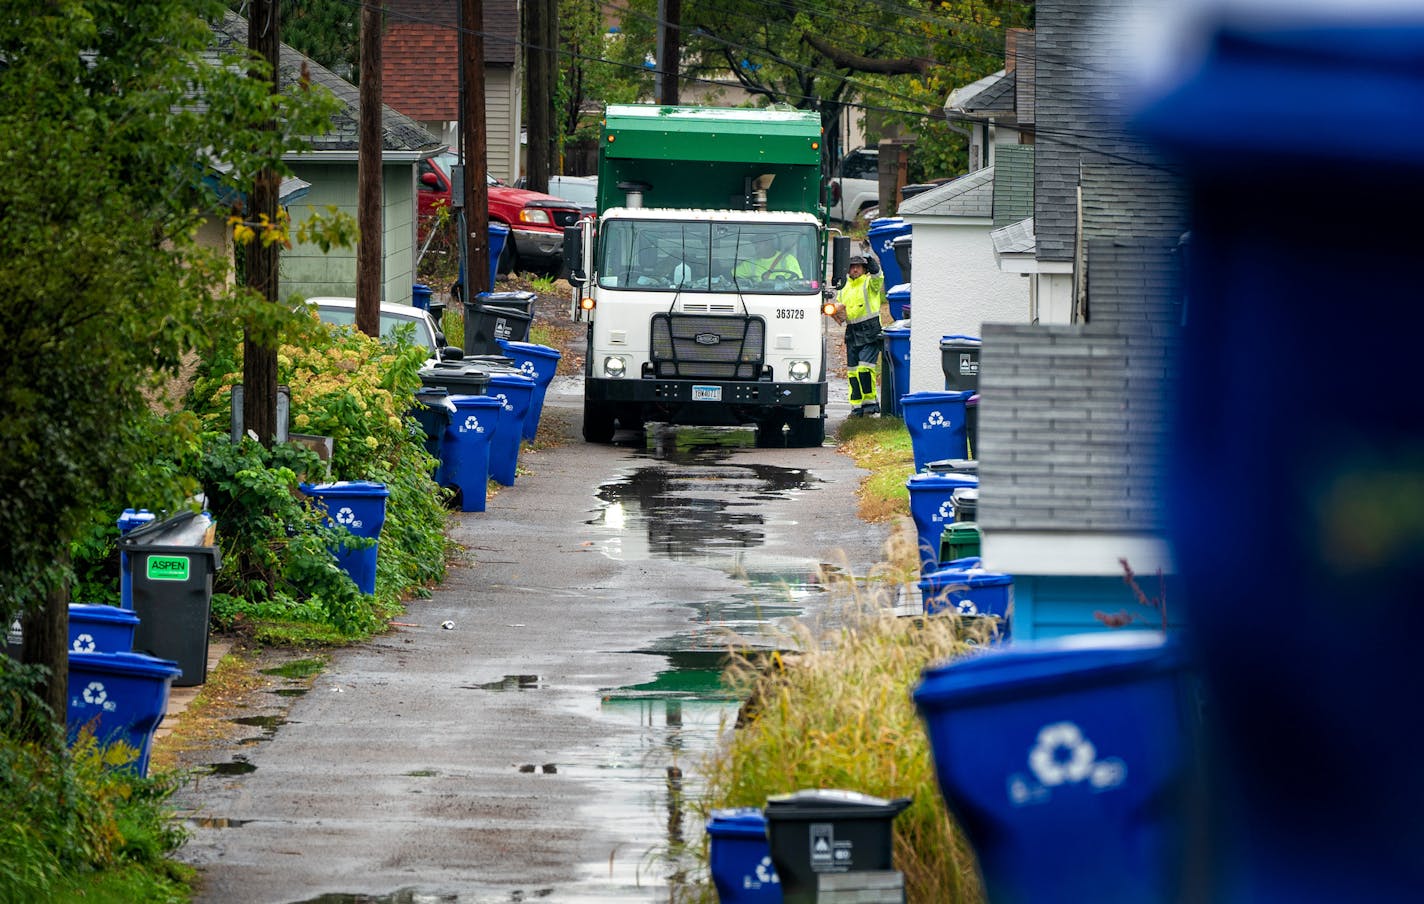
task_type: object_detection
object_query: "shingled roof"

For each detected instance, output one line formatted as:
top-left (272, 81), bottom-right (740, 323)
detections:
top-left (211, 11), bottom-right (441, 160)
top-left (992, 144), bottom-right (1035, 228)
top-left (383, 0), bottom-right (518, 122)
top-left (898, 166), bottom-right (995, 218)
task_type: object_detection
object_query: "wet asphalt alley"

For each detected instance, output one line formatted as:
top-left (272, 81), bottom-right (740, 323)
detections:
top-left (171, 377), bottom-right (890, 903)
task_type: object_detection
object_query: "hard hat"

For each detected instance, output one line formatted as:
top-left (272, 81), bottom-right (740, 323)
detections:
top-left (848, 254), bottom-right (868, 266)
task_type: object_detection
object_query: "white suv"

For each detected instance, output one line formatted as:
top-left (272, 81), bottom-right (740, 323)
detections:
top-left (828, 148), bottom-right (880, 225)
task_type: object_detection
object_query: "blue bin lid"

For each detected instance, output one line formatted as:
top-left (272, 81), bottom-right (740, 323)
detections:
top-left (487, 222), bottom-right (511, 236)
top-left (868, 216), bottom-right (908, 232)
top-left (888, 284), bottom-right (910, 298)
top-left (299, 480), bottom-right (390, 498)
top-left (69, 650), bottom-right (181, 679)
top-left (116, 508), bottom-right (156, 531)
top-left (906, 472), bottom-right (979, 492)
top-left (900, 389), bottom-right (975, 406)
top-left (884, 326), bottom-right (910, 338)
top-left (939, 555), bottom-right (982, 570)
top-left (705, 807), bottom-right (768, 839)
top-left (914, 632), bottom-right (1184, 711)
top-left (487, 371), bottom-right (536, 390)
top-left (69, 603), bottom-right (140, 626)
top-left (497, 339), bottom-right (563, 361)
top-left (919, 567), bottom-right (1012, 590)
top-left (447, 393), bottom-right (502, 409)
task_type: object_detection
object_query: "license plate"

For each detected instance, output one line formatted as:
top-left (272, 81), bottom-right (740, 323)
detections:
top-left (692, 385), bottom-right (722, 402)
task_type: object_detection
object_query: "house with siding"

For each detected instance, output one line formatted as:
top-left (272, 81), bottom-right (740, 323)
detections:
top-left (927, 0), bottom-right (1190, 640)
top-left (381, 0), bottom-right (522, 184)
top-left (211, 11), bottom-right (444, 306)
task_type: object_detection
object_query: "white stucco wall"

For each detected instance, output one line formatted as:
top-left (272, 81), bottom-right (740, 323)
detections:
top-left (899, 217), bottom-right (1030, 395)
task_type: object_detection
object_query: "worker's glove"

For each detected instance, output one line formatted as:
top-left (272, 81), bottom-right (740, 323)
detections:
top-left (866, 253), bottom-right (881, 275)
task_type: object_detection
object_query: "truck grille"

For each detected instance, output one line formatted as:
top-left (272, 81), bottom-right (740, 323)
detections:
top-left (650, 314), bottom-right (765, 380)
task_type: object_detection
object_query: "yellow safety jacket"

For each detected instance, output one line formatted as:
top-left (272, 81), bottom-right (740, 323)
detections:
top-left (841, 272), bottom-right (886, 324)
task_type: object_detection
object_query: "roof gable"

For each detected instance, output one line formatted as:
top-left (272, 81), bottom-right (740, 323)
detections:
top-left (212, 11), bottom-right (440, 157)
top-left (383, 0), bottom-right (518, 121)
top-left (898, 166), bottom-right (995, 218)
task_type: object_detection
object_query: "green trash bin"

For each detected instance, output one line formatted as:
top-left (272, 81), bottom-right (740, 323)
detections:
top-left (939, 522), bottom-right (982, 564)
top-left (119, 510), bottom-right (221, 687)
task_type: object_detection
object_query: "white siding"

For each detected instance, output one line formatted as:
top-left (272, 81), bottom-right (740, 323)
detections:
top-left (900, 217), bottom-right (1030, 395)
top-left (487, 66), bottom-right (519, 183)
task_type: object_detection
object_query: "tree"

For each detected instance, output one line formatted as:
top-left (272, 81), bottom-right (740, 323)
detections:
top-left (0, 0), bottom-right (336, 723)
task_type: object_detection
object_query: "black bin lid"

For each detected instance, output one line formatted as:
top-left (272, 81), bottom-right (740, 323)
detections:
top-left (764, 789), bottom-right (911, 820)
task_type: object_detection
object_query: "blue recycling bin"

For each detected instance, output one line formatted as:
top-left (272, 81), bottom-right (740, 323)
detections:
top-left (886, 284), bottom-right (910, 322)
top-left (917, 566), bottom-right (1013, 639)
top-left (905, 472), bottom-right (979, 573)
top-left (1133, 17), bottom-right (1424, 900)
top-left (496, 339), bottom-right (562, 440)
top-left (412, 387), bottom-right (457, 462)
top-left (880, 326), bottom-right (910, 418)
top-left (485, 372), bottom-right (535, 486)
top-left (867, 217), bottom-right (911, 290)
top-left (707, 808), bottom-right (783, 902)
top-left (411, 282), bottom-right (433, 311)
top-left (299, 481), bottom-right (389, 595)
top-left (913, 632), bottom-right (1197, 904)
top-left (439, 394), bottom-right (502, 512)
top-left (116, 508), bottom-right (156, 610)
top-left (69, 604), bottom-right (140, 654)
top-left (67, 650), bottom-right (181, 776)
top-left (901, 390), bottom-right (973, 473)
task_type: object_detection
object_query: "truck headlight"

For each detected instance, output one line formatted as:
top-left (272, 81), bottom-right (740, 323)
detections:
top-left (603, 356), bottom-right (627, 377)
top-left (788, 360), bottom-right (812, 381)
top-left (520, 208), bottom-right (552, 225)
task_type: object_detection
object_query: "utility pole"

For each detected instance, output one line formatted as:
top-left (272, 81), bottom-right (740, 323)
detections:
top-left (656, 0), bottom-right (681, 106)
top-left (244, 0), bottom-right (281, 446)
top-left (460, 0), bottom-right (491, 344)
top-left (357, 0), bottom-right (384, 337)
top-left (523, 0), bottom-right (551, 191)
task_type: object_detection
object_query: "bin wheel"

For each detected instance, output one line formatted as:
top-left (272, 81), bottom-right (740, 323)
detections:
top-left (583, 401), bottom-right (616, 443)
top-left (785, 414), bottom-right (826, 448)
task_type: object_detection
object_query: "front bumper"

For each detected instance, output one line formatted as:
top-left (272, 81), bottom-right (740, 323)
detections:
top-left (511, 227), bottom-right (565, 263)
top-left (587, 377), bottom-right (826, 408)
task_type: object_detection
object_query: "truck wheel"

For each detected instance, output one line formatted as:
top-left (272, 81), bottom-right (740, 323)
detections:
top-left (755, 418), bottom-right (786, 448)
top-left (583, 402), bottom-right (616, 443)
top-left (785, 415), bottom-right (826, 448)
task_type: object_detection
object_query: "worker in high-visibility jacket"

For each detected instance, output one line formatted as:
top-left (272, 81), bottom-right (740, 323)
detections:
top-left (832, 252), bottom-right (886, 416)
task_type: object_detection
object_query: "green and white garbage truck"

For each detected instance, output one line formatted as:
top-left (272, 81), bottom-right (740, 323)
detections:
top-left (564, 104), bottom-right (849, 447)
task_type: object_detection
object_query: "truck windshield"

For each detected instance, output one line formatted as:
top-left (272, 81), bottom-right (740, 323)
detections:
top-left (597, 220), bottom-right (820, 294)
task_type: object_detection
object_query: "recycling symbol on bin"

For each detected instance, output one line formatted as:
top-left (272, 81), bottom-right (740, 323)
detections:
top-left (752, 855), bottom-right (779, 885)
top-left (956, 598), bottom-right (979, 616)
top-left (335, 506), bottom-right (363, 530)
top-left (461, 414), bottom-right (485, 434)
top-left (1007, 720), bottom-right (1127, 806)
top-left (495, 392), bottom-right (512, 412)
top-left (72, 633), bottom-right (97, 654)
top-left (934, 500), bottom-right (954, 523)
top-left (519, 361), bottom-right (538, 378)
top-left (924, 410), bottom-right (947, 429)
top-left (80, 681), bottom-right (116, 711)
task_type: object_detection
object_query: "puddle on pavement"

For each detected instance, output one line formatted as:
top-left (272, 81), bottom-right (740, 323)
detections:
top-left (467, 674), bottom-right (545, 691)
top-left (289, 891), bottom-right (537, 903)
top-left (569, 430), bottom-right (853, 894)
top-left (261, 657), bottom-right (326, 679)
top-left (273, 688), bottom-right (308, 698)
top-left (204, 757), bottom-right (256, 776)
top-left (188, 816), bottom-right (250, 829)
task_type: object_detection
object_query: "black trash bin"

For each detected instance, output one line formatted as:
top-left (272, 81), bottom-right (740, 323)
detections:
top-left (418, 361), bottom-right (493, 397)
top-left (119, 510), bottom-right (221, 687)
top-left (939, 335), bottom-right (981, 393)
top-left (764, 789), bottom-right (911, 904)
top-left (464, 291), bottom-right (535, 356)
top-left (411, 387), bottom-right (457, 459)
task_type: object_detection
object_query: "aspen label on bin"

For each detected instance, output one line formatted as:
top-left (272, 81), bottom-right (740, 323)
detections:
top-left (146, 555), bottom-right (191, 581)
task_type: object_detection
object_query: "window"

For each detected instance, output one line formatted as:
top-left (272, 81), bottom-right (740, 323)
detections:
top-left (597, 220), bottom-right (819, 294)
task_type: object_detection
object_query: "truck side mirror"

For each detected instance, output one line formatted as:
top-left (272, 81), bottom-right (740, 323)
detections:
top-left (831, 236), bottom-right (851, 288)
top-left (563, 226), bottom-right (586, 286)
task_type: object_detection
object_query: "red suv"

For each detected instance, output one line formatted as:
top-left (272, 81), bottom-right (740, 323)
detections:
top-left (417, 153), bottom-right (583, 275)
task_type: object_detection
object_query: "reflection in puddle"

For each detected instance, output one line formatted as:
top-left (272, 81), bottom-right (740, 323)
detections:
top-left (273, 688), bottom-right (308, 698)
top-left (287, 889), bottom-right (553, 903)
top-left (468, 674), bottom-right (544, 691)
top-left (205, 758), bottom-right (256, 776)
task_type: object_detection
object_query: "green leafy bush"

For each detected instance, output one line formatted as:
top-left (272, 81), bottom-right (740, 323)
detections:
top-left (0, 660), bottom-right (189, 904)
